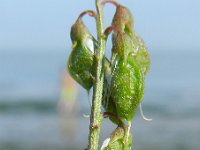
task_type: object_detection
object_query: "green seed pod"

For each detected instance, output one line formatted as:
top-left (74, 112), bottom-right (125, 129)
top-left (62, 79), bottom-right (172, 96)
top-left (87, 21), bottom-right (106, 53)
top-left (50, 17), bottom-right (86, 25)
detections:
top-left (110, 55), bottom-right (144, 121)
top-left (104, 123), bottom-right (132, 150)
top-left (107, 31), bottom-right (145, 122)
top-left (68, 18), bottom-right (96, 91)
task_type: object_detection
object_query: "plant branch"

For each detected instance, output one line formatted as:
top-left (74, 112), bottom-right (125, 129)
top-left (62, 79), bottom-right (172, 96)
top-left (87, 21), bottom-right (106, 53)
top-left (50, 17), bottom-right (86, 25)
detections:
top-left (88, 0), bottom-right (106, 150)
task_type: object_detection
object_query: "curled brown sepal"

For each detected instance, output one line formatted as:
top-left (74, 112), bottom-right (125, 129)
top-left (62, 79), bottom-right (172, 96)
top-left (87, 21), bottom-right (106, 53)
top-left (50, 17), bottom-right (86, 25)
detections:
top-left (103, 25), bottom-right (113, 39)
top-left (101, 0), bottom-right (119, 7)
top-left (78, 10), bottom-right (97, 19)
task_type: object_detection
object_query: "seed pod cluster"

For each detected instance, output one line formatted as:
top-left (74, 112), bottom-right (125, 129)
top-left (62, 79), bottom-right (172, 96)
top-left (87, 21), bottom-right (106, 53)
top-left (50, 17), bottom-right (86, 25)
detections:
top-left (68, 2), bottom-right (150, 149)
top-left (67, 2), bottom-right (150, 124)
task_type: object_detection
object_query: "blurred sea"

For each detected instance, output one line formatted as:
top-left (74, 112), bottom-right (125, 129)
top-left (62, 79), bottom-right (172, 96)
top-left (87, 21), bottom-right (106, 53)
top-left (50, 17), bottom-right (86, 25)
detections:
top-left (0, 49), bottom-right (200, 150)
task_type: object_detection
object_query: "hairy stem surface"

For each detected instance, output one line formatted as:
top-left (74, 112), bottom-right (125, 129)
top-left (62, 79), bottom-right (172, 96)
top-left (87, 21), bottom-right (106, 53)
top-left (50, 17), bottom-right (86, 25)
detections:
top-left (88, 0), bottom-right (106, 150)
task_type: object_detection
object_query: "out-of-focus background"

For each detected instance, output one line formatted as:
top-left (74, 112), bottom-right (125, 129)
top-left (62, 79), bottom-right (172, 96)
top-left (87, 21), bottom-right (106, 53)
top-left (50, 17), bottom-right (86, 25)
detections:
top-left (0, 0), bottom-right (200, 150)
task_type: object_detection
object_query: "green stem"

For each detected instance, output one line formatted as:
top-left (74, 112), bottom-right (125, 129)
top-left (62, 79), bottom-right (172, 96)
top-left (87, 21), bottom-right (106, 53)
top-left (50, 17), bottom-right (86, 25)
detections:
top-left (88, 0), bottom-right (106, 150)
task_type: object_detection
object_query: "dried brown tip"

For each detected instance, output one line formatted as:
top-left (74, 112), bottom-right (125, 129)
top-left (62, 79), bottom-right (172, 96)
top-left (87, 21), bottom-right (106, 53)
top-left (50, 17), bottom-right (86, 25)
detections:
top-left (78, 10), bottom-right (96, 19)
top-left (103, 25), bottom-right (113, 37)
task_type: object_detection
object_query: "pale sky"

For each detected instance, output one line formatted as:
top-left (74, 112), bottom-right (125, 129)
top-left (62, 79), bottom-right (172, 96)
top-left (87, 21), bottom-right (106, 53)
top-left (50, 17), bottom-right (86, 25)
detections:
top-left (0, 0), bottom-right (200, 52)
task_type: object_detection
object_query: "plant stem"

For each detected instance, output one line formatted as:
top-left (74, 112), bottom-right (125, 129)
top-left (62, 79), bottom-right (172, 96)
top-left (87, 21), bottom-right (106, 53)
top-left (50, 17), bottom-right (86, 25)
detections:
top-left (88, 0), bottom-right (106, 150)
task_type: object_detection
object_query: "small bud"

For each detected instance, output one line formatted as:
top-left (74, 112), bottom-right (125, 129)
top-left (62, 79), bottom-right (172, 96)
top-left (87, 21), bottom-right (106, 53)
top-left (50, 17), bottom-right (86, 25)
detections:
top-left (68, 18), bottom-right (96, 91)
top-left (103, 123), bottom-right (132, 150)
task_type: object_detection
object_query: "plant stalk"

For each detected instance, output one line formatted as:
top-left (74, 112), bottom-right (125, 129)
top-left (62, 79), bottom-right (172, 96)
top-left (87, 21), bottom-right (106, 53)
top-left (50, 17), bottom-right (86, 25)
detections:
top-left (88, 0), bottom-right (106, 150)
